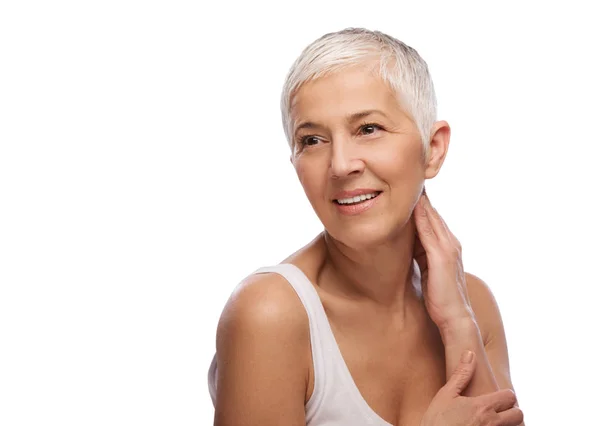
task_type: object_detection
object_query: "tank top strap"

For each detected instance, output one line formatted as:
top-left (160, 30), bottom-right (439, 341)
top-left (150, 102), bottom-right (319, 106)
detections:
top-left (253, 264), bottom-right (328, 325)
top-left (252, 263), bottom-right (394, 426)
top-left (252, 263), bottom-right (330, 421)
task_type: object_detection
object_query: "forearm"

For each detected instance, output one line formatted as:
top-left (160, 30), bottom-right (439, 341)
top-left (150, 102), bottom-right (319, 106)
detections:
top-left (440, 317), bottom-right (499, 396)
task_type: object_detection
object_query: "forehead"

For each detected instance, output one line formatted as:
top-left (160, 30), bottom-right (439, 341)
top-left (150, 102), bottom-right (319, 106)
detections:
top-left (290, 65), bottom-right (403, 125)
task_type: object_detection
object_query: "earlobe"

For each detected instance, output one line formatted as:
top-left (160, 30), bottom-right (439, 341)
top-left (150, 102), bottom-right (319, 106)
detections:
top-left (424, 121), bottom-right (451, 179)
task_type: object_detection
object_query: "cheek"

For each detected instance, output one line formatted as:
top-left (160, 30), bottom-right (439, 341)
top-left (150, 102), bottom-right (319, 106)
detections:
top-left (372, 144), bottom-right (424, 181)
top-left (371, 144), bottom-right (425, 214)
top-left (295, 161), bottom-right (324, 198)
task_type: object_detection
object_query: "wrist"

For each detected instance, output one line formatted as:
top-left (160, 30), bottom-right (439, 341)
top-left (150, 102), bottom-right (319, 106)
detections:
top-left (433, 306), bottom-right (475, 332)
top-left (438, 315), bottom-right (480, 346)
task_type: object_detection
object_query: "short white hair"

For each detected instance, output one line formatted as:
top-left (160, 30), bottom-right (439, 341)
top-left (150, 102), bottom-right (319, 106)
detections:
top-left (281, 28), bottom-right (437, 156)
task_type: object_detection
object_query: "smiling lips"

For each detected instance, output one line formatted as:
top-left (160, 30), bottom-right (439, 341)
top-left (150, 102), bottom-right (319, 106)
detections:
top-left (335, 192), bottom-right (380, 205)
top-left (332, 189), bottom-right (382, 215)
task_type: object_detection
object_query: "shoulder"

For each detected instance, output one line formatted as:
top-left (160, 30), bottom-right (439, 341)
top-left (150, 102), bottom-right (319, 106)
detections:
top-left (219, 273), bottom-right (308, 332)
top-left (464, 272), bottom-right (504, 346)
top-left (464, 272), bottom-right (518, 393)
top-left (465, 272), bottom-right (495, 304)
top-left (213, 271), bottom-right (311, 424)
top-left (217, 271), bottom-right (310, 347)
top-left (215, 270), bottom-right (312, 374)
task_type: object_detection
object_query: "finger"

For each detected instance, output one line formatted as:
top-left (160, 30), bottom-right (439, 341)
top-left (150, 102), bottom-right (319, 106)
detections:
top-left (435, 210), bottom-right (453, 239)
top-left (494, 389), bottom-right (518, 412)
top-left (413, 194), bottom-right (439, 249)
top-left (421, 194), bottom-right (465, 260)
top-left (478, 388), bottom-right (517, 412)
top-left (435, 210), bottom-right (462, 248)
top-left (496, 406), bottom-right (524, 426)
top-left (421, 192), bottom-right (452, 241)
top-left (443, 350), bottom-right (476, 396)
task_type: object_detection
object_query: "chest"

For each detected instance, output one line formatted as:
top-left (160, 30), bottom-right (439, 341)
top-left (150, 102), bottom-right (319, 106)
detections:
top-left (312, 307), bottom-right (447, 426)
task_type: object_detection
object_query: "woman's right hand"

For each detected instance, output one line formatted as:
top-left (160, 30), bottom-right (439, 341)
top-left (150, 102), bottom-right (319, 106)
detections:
top-left (421, 351), bottom-right (524, 426)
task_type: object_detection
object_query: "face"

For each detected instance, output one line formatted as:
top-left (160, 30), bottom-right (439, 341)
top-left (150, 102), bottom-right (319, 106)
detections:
top-left (289, 64), bottom-right (449, 248)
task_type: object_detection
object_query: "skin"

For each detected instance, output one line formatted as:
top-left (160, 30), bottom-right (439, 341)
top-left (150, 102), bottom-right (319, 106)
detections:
top-left (214, 63), bottom-right (523, 426)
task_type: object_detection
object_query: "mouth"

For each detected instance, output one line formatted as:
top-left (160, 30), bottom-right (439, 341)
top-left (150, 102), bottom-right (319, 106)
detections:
top-left (333, 191), bottom-right (382, 205)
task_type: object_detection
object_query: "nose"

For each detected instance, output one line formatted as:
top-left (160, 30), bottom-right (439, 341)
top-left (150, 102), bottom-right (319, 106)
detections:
top-left (329, 138), bottom-right (365, 179)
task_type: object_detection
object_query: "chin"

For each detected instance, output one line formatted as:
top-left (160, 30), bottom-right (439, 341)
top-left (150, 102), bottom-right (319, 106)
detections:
top-left (325, 217), bottom-right (408, 250)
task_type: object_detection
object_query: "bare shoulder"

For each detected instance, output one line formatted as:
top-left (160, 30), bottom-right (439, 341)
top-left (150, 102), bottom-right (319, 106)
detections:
top-left (217, 271), bottom-right (309, 338)
top-left (464, 272), bottom-right (517, 392)
top-left (214, 271), bottom-right (310, 426)
top-left (464, 272), bottom-right (502, 345)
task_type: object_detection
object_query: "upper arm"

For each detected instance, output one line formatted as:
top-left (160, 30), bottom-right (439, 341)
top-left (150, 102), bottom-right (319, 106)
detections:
top-left (465, 273), bottom-right (516, 393)
top-left (214, 273), bottom-right (310, 426)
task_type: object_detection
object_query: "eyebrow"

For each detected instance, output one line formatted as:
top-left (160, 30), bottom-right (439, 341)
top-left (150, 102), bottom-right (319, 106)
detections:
top-left (293, 109), bottom-right (389, 137)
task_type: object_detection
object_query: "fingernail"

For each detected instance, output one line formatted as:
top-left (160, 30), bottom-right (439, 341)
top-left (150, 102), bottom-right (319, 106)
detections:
top-left (461, 350), bottom-right (474, 363)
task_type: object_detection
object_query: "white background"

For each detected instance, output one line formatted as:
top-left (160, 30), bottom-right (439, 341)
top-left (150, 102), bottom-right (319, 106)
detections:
top-left (1, 0), bottom-right (598, 424)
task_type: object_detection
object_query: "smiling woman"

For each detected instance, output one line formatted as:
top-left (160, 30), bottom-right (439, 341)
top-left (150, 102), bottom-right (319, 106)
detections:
top-left (289, 66), bottom-right (435, 248)
top-left (207, 28), bottom-right (524, 426)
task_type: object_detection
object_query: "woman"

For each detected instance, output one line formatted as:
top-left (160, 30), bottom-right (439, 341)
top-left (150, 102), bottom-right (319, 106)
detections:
top-left (208, 28), bottom-right (524, 426)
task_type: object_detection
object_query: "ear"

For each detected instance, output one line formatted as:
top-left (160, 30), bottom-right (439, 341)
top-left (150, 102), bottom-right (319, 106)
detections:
top-left (424, 120), bottom-right (451, 179)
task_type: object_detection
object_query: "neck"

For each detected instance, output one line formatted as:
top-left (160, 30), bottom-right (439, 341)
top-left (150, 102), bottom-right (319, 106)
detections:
top-left (318, 218), bottom-right (422, 312)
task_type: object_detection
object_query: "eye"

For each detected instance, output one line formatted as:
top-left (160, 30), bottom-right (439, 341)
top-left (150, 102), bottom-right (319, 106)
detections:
top-left (298, 135), bottom-right (322, 146)
top-left (358, 123), bottom-right (384, 136)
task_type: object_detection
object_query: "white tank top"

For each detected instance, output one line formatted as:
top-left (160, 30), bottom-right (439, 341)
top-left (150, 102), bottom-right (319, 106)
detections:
top-left (207, 263), bottom-right (393, 426)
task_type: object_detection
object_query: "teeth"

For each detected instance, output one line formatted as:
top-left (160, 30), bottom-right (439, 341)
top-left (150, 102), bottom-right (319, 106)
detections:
top-left (336, 192), bottom-right (379, 205)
